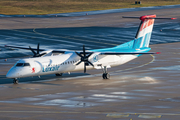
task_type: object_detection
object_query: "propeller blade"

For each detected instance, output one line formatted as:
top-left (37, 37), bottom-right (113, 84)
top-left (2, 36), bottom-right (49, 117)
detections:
top-left (84, 62), bottom-right (86, 73)
top-left (83, 45), bottom-right (85, 57)
top-left (37, 43), bottom-right (40, 54)
top-left (75, 45), bottom-right (94, 73)
top-left (87, 61), bottom-right (94, 67)
top-left (29, 46), bottom-right (36, 56)
top-left (76, 61), bottom-right (82, 65)
top-left (86, 52), bottom-right (93, 58)
top-left (75, 51), bottom-right (83, 58)
top-left (38, 53), bottom-right (46, 57)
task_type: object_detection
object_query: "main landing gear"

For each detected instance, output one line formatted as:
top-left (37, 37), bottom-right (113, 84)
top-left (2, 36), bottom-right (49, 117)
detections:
top-left (102, 66), bottom-right (110, 79)
top-left (13, 78), bottom-right (18, 84)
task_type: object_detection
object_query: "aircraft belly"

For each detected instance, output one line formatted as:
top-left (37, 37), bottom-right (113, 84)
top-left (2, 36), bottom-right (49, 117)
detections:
top-left (94, 55), bottom-right (120, 66)
top-left (94, 55), bottom-right (137, 68)
top-left (58, 64), bottom-right (76, 73)
top-left (119, 55), bottom-right (138, 65)
top-left (73, 64), bottom-right (94, 72)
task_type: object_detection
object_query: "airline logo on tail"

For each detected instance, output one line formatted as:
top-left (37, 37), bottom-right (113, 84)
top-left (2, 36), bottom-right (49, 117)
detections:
top-left (133, 15), bottom-right (156, 49)
top-left (140, 19), bottom-right (154, 31)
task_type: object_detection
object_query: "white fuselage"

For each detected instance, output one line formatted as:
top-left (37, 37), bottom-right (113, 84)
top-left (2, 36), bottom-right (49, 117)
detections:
top-left (6, 51), bottom-right (137, 79)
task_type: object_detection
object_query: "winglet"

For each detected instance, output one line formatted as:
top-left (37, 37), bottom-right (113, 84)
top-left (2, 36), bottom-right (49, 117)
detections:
top-left (123, 15), bottom-right (177, 20)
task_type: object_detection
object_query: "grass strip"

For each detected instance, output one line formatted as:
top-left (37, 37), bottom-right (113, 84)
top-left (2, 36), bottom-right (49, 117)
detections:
top-left (0, 0), bottom-right (180, 15)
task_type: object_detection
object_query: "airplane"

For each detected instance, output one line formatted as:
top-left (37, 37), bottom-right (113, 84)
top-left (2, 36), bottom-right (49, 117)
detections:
top-left (5, 14), bottom-right (176, 84)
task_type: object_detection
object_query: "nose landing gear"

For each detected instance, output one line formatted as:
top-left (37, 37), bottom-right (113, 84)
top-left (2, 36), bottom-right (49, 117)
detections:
top-left (55, 73), bottom-right (63, 76)
top-left (13, 78), bottom-right (18, 84)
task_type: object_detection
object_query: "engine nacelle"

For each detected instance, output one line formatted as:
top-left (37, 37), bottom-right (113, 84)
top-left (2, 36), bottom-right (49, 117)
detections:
top-left (39, 50), bottom-right (53, 57)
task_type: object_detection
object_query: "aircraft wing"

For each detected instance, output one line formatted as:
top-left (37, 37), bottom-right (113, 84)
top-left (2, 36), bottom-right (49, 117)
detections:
top-left (100, 52), bottom-right (160, 55)
top-left (5, 45), bottom-right (66, 53)
top-left (5, 45), bottom-right (160, 55)
top-left (5, 45), bottom-right (44, 51)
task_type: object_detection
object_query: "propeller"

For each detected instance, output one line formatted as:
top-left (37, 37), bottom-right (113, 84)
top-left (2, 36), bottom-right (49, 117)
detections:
top-left (29, 43), bottom-right (44, 57)
top-left (75, 45), bottom-right (94, 73)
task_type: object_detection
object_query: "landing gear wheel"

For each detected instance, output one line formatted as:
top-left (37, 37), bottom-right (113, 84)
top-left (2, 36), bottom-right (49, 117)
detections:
top-left (102, 73), bottom-right (110, 79)
top-left (13, 79), bottom-right (18, 84)
top-left (55, 73), bottom-right (63, 76)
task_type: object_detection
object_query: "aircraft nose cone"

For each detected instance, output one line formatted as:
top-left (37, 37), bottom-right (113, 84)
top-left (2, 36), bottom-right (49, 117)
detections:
top-left (6, 68), bottom-right (18, 78)
top-left (6, 70), bottom-right (14, 78)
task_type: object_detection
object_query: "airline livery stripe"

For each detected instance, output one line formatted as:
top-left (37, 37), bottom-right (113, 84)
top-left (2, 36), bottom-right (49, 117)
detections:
top-left (140, 19), bottom-right (154, 31)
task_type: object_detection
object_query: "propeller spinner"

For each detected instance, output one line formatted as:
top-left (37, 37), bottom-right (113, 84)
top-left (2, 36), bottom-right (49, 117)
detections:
top-left (75, 45), bottom-right (94, 73)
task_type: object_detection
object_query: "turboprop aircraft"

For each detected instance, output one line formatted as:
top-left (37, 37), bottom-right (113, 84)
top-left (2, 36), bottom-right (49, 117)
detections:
top-left (5, 14), bottom-right (176, 84)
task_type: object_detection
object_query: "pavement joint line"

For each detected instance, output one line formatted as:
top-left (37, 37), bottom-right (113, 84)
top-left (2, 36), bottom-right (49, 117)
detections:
top-left (32, 28), bottom-right (118, 46)
top-left (114, 54), bottom-right (155, 73)
top-left (0, 111), bottom-right (179, 116)
top-left (0, 85), bottom-right (42, 90)
top-left (9, 29), bottom-right (88, 48)
top-left (11, 29), bottom-right (118, 46)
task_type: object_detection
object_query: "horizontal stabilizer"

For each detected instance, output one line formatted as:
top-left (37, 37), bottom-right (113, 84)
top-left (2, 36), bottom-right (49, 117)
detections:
top-left (122, 16), bottom-right (176, 20)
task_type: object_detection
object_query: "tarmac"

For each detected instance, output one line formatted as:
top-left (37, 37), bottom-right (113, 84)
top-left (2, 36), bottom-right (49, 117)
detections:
top-left (0, 7), bottom-right (180, 120)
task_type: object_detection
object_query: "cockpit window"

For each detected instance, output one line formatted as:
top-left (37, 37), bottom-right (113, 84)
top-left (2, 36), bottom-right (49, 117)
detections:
top-left (16, 63), bottom-right (30, 67)
top-left (16, 63), bottom-right (24, 66)
top-left (24, 63), bottom-right (30, 66)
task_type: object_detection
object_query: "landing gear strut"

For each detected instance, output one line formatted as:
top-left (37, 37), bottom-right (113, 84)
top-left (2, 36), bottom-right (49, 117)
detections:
top-left (101, 66), bottom-right (110, 79)
top-left (13, 78), bottom-right (18, 84)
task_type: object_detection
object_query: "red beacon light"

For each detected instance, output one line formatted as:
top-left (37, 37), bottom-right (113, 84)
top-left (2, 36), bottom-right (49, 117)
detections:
top-left (156, 52), bottom-right (161, 54)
